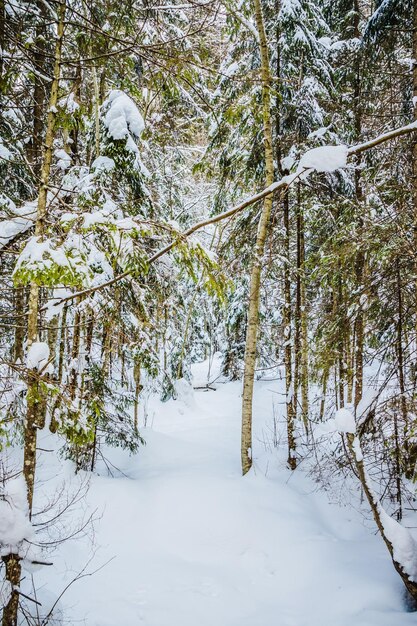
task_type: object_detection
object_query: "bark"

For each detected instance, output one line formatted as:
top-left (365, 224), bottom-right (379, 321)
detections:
top-left (294, 200), bottom-right (301, 420)
top-left (0, 0), bottom-right (4, 86)
top-left (57, 305), bottom-right (68, 384)
top-left (299, 208), bottom-right (309, 425)
top-left (1, 554), bottom-right (21, 626)
top-left (319, 366), bottom-right (329, 421)
top-left (396, 260), bottom-right (412, 482)
top-left (337, 269), bottom-right (345, 410)
top-left (29, 0), bottom-right (48, 178)
top-left (346, 331), bottom-right (354, 405)
top-left (69, 306), bottom-right (82, 401)
top-left (134, 361), bottom-right (142, 433)
top-left (13, 287), bottom-right (25, 363)
top-left (283, 191), bottom-right (296, 468)
top-left (353, 0), bottom-right (364, 412)
top-left (413, 0), bottom-right (417, 438)
top-left (241, 0), bottom-right (275, 475)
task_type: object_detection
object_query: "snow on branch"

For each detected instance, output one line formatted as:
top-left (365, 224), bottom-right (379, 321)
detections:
top-left (335, 407), bottom-right (417, 587)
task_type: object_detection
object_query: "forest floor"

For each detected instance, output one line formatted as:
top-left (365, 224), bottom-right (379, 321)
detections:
top-left (27, 358), bottom-right (417, 625)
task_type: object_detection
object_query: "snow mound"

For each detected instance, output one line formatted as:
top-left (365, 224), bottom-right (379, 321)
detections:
top-left (55, 149), bottom-right (71, 171)
top-left (27, 341), bottom-right (50, 371)
top-left (103, 90), bottom-right (145, 142)
top-left (298, 144), bottom-right (348, 173)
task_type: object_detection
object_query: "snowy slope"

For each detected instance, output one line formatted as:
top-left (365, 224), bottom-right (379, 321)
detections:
top-left (25, 360), bottom-right (417, 625)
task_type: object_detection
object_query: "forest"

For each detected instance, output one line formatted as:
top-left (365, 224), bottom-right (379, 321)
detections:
top-left (1, 0), bottom-right (417, 624)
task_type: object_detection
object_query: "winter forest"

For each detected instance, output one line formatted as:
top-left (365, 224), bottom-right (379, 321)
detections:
top-left (2, 0), bottom-right (417, 624)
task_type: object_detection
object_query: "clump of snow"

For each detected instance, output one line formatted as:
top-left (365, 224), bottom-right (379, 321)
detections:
top-left (378, 505), bottom-right (417, 582)
top-left (0, 141), bottom-right (12, 161)
top-left (318, 36), bottom-right (332, 49)
top-left (102, 90), bottom-right (145, 142)
top-left (0, 200), bottom-right (37, 250)
top-left (335, 407), bottom-right (356, 434)
top-left (223, 61), bottom-right (239, 77)
top-left (0, 476), bottom-right (34, 557)
top-left (356, 388), bottom-right (377, 422)
top-left (281, 155), bottom-right (295, 172)
top-left (298, 144), bottom-right (348, 173)
top-left (0, 192), bottom-right (16, 211)
top-left (59, 92), bottom-right (80, 113)
top-left (55, 148), bottom-right (71, 171)
top-left (92, 156), bottom-right (115, 172)
top-left (44, 288), bottom-right (72, 321)
top-left (26, 341), bottom-right (50, 371)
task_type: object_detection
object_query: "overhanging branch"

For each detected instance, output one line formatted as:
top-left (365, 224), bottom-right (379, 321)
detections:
top-left (48, 120), bottom-right (417, 309)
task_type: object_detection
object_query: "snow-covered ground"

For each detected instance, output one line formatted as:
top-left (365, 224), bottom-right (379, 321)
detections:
top-left (19, 358), bottom-right (417, 625)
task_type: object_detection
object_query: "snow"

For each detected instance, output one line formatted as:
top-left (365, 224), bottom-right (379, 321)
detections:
top-left (298, 144), bottom-right (348, 173)
top-left (0, 476), bottom-right (33, 557)
top-left (44, 288), bottom-right (72, 321)
top-left (0, 200), bottom-right (37, 249)
top-left (378, 505), bottom-right (417, 582)
top-left (59, 92), bottom-right (80, 113)
top-left (92, 156), bottom-right (115, 171)
top-left (26, 341), bottom-right (50, 371)
top-left (103, 90), bottom-right (145, 142)
top-left (281, 154), bottom-right (295, 172)
top-left (55, 148), bottom-right (71, 170)
top-left (335, 407), bottom-right (356, 434)
top-left (223, 61), bottom-right (239, 77)
top-left (19, 360), bottom-right (417, 626)
top-left (0, 141), bottom-right (11, 160)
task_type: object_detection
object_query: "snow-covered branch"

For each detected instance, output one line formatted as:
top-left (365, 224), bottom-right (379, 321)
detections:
top-left (45, 120), bottom-right (417, 308)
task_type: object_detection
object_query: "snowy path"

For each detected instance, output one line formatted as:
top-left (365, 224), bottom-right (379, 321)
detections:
top-left (36, 372), bottom-right (415, 625)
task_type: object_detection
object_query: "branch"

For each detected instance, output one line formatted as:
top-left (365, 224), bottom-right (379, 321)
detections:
top-left (347, 121), bottom-right (417, 156)
top-left (14, 587), bottom-right (42, 606)
top-left (47, 120), bottom-right (417, 308)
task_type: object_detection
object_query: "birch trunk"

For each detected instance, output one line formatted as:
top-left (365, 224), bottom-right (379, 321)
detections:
top-left (2, 555), bottom-right (21, 626)
top-left (241, 0), bottom-right (275, 475)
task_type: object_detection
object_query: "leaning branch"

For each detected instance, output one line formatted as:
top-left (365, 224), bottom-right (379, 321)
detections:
top-left (48, 120), bottom-right (417, 308)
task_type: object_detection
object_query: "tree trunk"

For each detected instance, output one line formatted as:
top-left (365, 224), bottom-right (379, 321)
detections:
top-left (413, 0), bottom-right (417, 420)
top-left (283, 191), bottom-right (296, 468)
top-left (299, 207), bottom-right (309, 426)
top-left (353, 0), bottom-right (364, 413)
top-left (13, 287), bottom-right (25, 363)
top-left (29, 0), bottom-right (47, 178)
top-left (241, 0), bottom-right (275, 475)
top-left (1, 554), bottom-right (21, 626)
